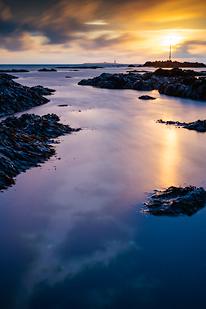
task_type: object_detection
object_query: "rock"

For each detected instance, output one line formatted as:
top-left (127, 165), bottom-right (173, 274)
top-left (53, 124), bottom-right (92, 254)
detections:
top-left (139, 95), bottom-right (156, 100)
top-left (0, 69), bottom-right (29, 73)
top-left (142, 60), bottom-right (206, 68)
top-left (0, 74), bottom-right (56, 117)
top-left (78, 68), bottom-right (206, 101)
top-left (58, 104), bottom-right (68, 107)
top-left (30, 85), bottom-right (56, 95)
top-left (143, 186), bottom-right (206, 216)
top-left (65, 76), bottom-right (71, 78)
top-left (157, 119), bottom-right (206, 132)
top-left (38, 68), bottom-right (57, 72)
top-left (0, 113), bottom-right (81, 190)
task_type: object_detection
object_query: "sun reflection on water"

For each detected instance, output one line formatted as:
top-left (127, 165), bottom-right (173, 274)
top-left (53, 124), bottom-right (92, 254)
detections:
top-left (160, 128), bottom-right (179, 188)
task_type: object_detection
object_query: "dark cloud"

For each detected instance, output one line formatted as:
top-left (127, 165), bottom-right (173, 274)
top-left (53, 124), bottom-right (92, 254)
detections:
top-left (0, 0), bottom-right (206, 52)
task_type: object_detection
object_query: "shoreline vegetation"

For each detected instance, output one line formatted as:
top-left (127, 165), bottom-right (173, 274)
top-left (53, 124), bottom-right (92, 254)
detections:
top-left (78, 67), bottom-right (206, 101)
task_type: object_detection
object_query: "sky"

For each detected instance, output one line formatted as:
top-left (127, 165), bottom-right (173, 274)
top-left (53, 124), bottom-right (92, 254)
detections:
top-left (0, 0), bottom-right (206, 64)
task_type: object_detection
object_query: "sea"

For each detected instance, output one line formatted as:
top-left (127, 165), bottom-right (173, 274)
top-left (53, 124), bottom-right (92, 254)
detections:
top-left (1, 64), bottom-right (206, 308)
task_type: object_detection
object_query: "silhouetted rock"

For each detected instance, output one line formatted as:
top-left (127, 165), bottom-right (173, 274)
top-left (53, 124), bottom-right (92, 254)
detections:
top-left (38, 68), bottom-right (57, 72)
top-left (142, 60), bottom-right (206, 68)
top-left (0, 69), bottom-right (29, 73)
top-left (139, 95), bottom-right (156, 100)
top-left (0, 74), bottom-right (55, 117)
top-left (157, 119), bottom-right (206, 132)
top-left (143, 186), bottom-right (206, 216)
top-left (0, 113), bottom-right (80, 190)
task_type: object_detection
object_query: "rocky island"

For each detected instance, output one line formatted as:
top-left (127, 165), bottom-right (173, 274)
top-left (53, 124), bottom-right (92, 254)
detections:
top-left (0, 113), bottom-right (80, 190)
top-left (0, 73), bottom-right (55, 117)
top-left (78, 68), bottom-right (206, 101)
top-left (142, 60), bottom-right (206, 68)
top-left (143, 186), bottom-right (206, 216)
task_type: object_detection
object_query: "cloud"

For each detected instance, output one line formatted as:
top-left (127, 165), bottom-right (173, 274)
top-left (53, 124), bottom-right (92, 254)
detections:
top-left (0, 0), bottom-right (12, 21)
top-left (0, 0), bottom-right (206, 62)
top-left (174, 39), bottom-right (206, 58)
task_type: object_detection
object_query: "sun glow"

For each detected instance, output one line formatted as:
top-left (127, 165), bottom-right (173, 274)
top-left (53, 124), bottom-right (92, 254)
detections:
top-left (160, 34), bottom-right (183, 47)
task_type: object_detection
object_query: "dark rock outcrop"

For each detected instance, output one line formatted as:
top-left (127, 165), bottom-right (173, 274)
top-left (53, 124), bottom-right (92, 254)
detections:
top-left (78, 68), bottom-right (206, 101)
top-left (139, 95), bottom-right (156, 100)
top-left (143, 186), bottom-right (206, 216)
top-left (38, 68), bottom-right (57, 72)
top-left (0, 74), bottom-right (55, 117)
top-left (142, 60), bottom-right (206, 68)
top-left (157, 119), bottom-right (206, 132)
top-left (0, 113), bottom-right (80, 190)
top-left (0, 69), bottom-right (29, 73)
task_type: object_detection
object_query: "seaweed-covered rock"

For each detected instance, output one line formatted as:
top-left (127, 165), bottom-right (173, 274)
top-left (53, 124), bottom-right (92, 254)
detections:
top-left (0, 74), bottom-right (55, 117)
top-left (0, 113), bottom-right (80, 190)
top-left (157, 119), bottom-right (206, 132)
top-left (143, 186), bottom-right (206, 216)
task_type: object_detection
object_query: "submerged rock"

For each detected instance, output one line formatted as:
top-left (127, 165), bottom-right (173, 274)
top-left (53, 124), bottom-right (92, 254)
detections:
top-left (0, 73), bottom-right (55, 117)
top-left (78, 68), bottom-right (206, 101)
top-left (157, 119), bottom-right (206, 132)
top-left (143, 186), bottom-right (206, 216)
top-left (0, 113), bottom-right (80, 190)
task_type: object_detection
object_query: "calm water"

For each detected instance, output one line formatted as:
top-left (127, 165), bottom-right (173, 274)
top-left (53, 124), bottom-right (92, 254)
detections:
top-left (1, 66), bottom-right (206, 308)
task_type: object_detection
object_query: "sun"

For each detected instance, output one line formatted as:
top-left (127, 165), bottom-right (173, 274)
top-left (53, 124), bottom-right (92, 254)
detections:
top-left (160, 33), bottom-right (182, 47)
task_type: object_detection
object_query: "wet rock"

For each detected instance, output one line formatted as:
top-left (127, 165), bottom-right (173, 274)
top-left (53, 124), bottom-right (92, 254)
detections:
top-left (157, 119), bottom-right (206, 132)
top-left (78, 68), bottom-right (206, 101)
top-left (139, 95), bottom-right (156, 100)
top-left (0, 73), bottom-right (56, 117)
top-left (58, 104), bottom-right (68, 107)
top-left (143, 186), bottom-right (206, 216)
top-left (38, 68), bottom-right (57, 72)
top-left (0, 113), bottom-right (80, 190)
top-left (30, 85), bottom-right (56, 96)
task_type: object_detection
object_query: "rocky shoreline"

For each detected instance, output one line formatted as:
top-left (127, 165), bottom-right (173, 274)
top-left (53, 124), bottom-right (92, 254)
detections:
top-left (143, 186), bottom-right (206, 216)
top-left (0, 113), bottom-right (80, 190)
top-left (0, 73), bottom-right (55, 117)
top-left (78, 68), bottom-right (206, 101)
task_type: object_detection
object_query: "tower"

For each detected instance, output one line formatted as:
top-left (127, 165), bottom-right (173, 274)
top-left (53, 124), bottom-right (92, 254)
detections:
top-left (169, 38), bottom-right (172, 61)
